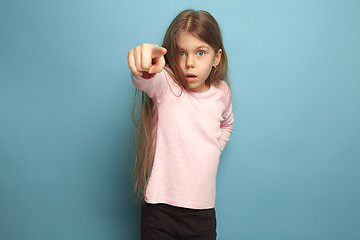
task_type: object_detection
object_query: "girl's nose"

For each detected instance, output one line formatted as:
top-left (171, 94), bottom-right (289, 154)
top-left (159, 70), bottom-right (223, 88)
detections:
top-left (186, 56), bottom-right (195, 69)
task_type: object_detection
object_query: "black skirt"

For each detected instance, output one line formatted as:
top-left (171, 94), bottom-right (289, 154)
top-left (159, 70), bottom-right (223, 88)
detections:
top-left (141, 202), bottom-right (217, 240)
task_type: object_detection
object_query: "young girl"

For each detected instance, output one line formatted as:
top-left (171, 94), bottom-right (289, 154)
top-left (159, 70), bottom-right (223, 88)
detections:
top-left (128, 9), bottom-right (234, 240)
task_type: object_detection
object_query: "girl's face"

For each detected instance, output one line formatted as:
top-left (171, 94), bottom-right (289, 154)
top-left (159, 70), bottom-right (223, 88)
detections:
top-left (177, 32), bottom-right (222, 92)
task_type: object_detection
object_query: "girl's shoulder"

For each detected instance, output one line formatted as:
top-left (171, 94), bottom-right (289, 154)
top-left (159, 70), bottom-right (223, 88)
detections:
top-left (215, 80), bottom-right (231, 96)
top-left (213, 80), bottom-right (232, 106)
top-left (218, 79), bottom-right (230, 89)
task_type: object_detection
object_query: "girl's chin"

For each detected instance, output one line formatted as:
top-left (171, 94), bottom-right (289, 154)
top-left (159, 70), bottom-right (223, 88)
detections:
top-left (188, 83), bottom-right (209, 93)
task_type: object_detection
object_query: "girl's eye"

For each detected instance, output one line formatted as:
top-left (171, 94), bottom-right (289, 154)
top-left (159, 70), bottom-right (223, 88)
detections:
top-left (180, 52), bottom-right (186, 57)
top-left (197, 51), bottom-right (205, 56)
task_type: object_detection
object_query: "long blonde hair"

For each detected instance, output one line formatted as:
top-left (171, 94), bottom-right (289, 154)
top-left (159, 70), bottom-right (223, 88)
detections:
top-left (132, 9), bottom-right (229, 201)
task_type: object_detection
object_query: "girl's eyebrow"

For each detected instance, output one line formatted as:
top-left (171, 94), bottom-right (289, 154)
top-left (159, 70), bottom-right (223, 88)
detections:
top-left (178, 45), bottom-right (210, 51)
top-left (197, 45), bottom-right (210, 49)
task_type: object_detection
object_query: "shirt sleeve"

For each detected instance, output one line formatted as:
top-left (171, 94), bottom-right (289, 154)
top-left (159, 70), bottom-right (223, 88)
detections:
top-left (131, 70), bottom-right (167, 100)
top-left (220, 83), bottom-right (234, 152)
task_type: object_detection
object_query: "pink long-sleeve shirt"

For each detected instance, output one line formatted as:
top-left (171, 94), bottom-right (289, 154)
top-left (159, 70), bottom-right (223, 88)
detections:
top-left (132, 69), bottom-right (234, 209)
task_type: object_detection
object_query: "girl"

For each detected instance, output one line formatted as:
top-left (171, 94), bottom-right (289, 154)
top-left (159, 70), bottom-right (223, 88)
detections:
top-left (128, 9), bottom-right (234, 240)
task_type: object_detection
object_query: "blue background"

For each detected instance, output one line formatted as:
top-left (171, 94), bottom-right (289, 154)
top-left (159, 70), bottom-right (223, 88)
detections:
top-left (1, 0), bottom-right (359, 239)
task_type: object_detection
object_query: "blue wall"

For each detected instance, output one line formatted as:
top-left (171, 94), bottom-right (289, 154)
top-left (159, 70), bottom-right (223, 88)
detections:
top-left (1, 0), bottom-right (359, 239)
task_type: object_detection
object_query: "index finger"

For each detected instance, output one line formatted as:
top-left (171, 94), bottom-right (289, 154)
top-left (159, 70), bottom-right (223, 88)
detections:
top-left (151, 46), bottom-right (167, 58)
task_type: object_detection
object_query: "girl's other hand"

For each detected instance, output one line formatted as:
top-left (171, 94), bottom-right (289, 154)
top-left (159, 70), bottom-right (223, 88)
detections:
top-left (128, 44), bottom-right (167, 78)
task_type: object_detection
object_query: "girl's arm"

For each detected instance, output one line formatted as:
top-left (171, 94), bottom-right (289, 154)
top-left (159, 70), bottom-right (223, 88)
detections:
top-left (129, 44), bottom-right (168, 100)
top-left (128, 43), bottom-right (167, 79)
top-left (220, 85), bottom-right (234, 152)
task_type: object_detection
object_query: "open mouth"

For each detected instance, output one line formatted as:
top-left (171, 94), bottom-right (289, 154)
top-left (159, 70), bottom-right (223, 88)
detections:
top-left (186, 74), bottom-right (197, 81)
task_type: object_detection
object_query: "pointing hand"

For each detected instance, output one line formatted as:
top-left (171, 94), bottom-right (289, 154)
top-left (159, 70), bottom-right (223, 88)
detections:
top-left (128, 43), bottom-right (167, 78)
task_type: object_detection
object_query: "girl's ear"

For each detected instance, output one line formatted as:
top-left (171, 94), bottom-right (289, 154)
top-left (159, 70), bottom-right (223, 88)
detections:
top-left (213, 49), bottom-right (222, 67)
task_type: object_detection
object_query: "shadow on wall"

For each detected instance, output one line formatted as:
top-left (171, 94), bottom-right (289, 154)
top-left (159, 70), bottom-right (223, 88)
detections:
top-left (110, 109), bottom-right (141, 239)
